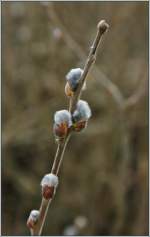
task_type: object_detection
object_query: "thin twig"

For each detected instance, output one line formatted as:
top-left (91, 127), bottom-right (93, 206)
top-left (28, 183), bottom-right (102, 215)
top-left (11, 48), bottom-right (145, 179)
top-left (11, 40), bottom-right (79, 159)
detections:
top-left (69, 21), bottom-right (108, 113)
top-left (45, 4), bottom-right (133, 227)
top-left (31, 136), bottom-right (71, 235)
top-left (47, 1), bottom-right (132, 172)
top-left (29, 19), bottom-right (109, 236)
top-left (46, 2), bottom-right (131, 168)
top-left (33, 198), bottom-right (52, 235)
top-left (47, 2), bottom-right (125, 109)
top-left (55, 133), bottom-right (71, 175)
top-left (51, 142), bottom-right (63, 174)
top-left (124, 79), bottom-right (147, 109)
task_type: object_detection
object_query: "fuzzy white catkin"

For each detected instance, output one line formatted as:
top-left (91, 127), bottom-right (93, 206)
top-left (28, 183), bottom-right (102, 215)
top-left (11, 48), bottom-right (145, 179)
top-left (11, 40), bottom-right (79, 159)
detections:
top-left (66, 68), bottom-right (83, 90)
top-left (54, 110), bottom-right (72, 127)
top-left (66, 68), bottom-right (83, 81)
top-left (41, 173), bottom-right (59, 188)
top-left (29, 210), bottom-right (40, 222)
top-left (73, 100), bottom-right (92, 121)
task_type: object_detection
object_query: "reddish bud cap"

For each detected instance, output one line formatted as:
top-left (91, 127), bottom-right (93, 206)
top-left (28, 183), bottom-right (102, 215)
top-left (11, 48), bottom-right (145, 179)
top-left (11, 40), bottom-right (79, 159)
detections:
top-left (73, 121), bottom-right (87, 132)
top-left (27, 219), bottom-right (34, 229)
top-left (26, 210), bottom-right (39, 229)
top-left (53, 123), bottom-right (68, 138)
top-left (42, 185), bottom-right (55, 200)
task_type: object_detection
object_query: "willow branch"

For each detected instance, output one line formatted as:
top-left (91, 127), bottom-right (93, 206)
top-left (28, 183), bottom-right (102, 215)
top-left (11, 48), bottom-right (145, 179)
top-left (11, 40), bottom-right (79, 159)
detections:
top-left (29, 19), bottom-right (109, 236)
top-left (46, 2), bottom-right (131, 170)
top-left (69, 21), bottom-right (109, 113)
top-left (31, 133), bottom-right (71, 235)
top-left (42, 4), bottom-right (145, 230)
top-left (45, 4), bottom-right (133, 224)
top-left (47, 2), bottom-right (125, 109)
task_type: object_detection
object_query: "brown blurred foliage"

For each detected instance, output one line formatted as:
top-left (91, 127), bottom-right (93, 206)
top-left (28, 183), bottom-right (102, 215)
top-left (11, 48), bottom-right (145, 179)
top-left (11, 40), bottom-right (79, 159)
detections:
top-left (2, 1), bottom-right (148, 236)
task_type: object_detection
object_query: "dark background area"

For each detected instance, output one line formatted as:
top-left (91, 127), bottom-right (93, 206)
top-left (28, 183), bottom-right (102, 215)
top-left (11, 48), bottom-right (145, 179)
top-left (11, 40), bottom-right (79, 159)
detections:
top-left (2, 1), bottom-right (149, 236)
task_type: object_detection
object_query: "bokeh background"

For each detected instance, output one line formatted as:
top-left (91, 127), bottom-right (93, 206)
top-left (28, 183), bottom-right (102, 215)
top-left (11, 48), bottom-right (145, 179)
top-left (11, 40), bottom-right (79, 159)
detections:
top-left (2, 1), bottom-right (149, 236)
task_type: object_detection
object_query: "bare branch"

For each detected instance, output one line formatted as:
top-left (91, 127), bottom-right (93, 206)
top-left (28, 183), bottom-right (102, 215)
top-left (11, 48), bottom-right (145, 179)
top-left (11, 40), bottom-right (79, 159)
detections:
top-left (69, 20), bottom-right (109, 113)
top-left (124, 79), bottom-right (147, 109)
top-left (48, 2), bottom-right (125, 109)
top-left (28, 16), bottom-right (109, 236)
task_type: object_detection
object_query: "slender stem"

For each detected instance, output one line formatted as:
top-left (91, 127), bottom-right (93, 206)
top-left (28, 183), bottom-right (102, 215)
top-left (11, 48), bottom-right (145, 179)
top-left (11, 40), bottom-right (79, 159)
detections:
top-left (30, 229), bottom-right (34, 236)
top-left (29, 19), bottom-right (109, 236)
top-left (48, 2), bottom-right (124, 109)
top-left (32, 199), bottom-right (52, 235)
top-left (51, 142), bottom-right (63, 174)
top-left (38, 199), bottom-right (51, 236)
top-left (32, 133), bottom-right (72, 235)
top-left (69, 22), bottom-right (108, 114)
top-left (56, 133), bottom-right (71, 175)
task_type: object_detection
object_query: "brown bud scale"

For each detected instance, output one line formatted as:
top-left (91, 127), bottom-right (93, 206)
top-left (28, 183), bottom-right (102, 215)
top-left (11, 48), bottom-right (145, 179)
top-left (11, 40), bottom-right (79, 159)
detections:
top-left (73, 121), bottom-right (87, 132)
top-left (27, 219), bottom-right (34, 229)
top-left (42, 185), bottom-right (55, 200)
top-left (54, 122), bottom-right (68, 138)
